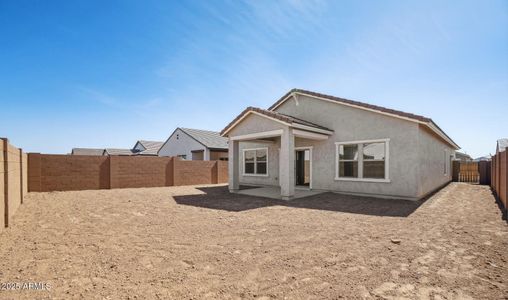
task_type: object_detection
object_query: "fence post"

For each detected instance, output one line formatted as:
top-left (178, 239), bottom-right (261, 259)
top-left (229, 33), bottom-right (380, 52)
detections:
top-left (19, 148), bottom-right (23, 204)
top-left (109, 156), bottom-right (115, 189)
top-left (505, 148), bottom-right (508, 214)
top-left (2, 138), bottom-right (8, 227)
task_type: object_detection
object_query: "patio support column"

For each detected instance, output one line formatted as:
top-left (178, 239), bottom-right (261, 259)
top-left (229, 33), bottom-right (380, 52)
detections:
top-left (280, 128), bottom-right (295, 200)
top-left (228, 138), bottom-right (240, 193)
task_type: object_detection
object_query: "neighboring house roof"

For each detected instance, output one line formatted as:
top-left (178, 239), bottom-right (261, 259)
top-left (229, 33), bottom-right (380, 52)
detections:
top-left (158, 127), bottom-right (229, 156)
top-left (71, 148), bottom-right (105, 156)
top-left (473, 155), bottom-right (492, 162)
top-left (455, 152), bottom-right (472, 161)
top-left (220, 106), bottom-right (333, 136)
top-left (263, 88), bottom-right (459, 149)
top-left (179, 128), bottom-right (229, 150)
top-left (497, 138), bottom-right (508, 153)
top-left (104, 148), bottom-right (135, 156)
top-left (133, 140), bottom-right (164, 156)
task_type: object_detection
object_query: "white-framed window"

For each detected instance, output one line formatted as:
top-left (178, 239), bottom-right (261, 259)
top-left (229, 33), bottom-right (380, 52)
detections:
top-left (177, 154), bottom-right (187, 160)
top-left (335, 139), bottom-right (390, 183)
top-left (243, 148), bottom-right (268, 176)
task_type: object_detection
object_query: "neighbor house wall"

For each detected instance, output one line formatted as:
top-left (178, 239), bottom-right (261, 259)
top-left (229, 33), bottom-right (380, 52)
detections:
top-left (1, 138), bottom-right (28, 229)
top-left (159, 128), bottom-right (207, 160)
top-left (274, 94), bottom-right (422, 199)
top-left (417, 125), bottom-right (454, 198)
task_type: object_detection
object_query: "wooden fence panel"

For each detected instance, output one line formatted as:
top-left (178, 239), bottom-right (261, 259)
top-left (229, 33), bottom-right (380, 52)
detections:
top-left (479, 161), bottom-right (491, 185)
top-left (454, 161), bottom-right (480, 183)
top-left (491, 148), bottom-right (507, 214)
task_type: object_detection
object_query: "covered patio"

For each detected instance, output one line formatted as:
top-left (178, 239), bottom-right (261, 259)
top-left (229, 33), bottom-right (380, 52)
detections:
top-left (221, 107), bottom-right (333, 200)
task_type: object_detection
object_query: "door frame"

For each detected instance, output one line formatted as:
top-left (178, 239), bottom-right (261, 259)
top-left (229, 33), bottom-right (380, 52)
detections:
top-left (295, 146), bottom-right (313, 189)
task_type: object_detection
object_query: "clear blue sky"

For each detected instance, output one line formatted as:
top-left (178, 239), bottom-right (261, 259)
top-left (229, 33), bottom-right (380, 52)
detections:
top-left (1, 0), bottom-right (507, 157)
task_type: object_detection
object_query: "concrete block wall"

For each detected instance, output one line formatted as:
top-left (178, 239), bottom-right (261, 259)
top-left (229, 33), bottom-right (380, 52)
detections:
top-left (110, 156), bottom-right (173, 189)
top-left (173, 160), bottom-right (217, 186)
top-left (1, 138), bottom-right (27, 229)
top-left (28, 154), bottom-right (110, 192)
top-left (27, 154), bottom-right (228, 192)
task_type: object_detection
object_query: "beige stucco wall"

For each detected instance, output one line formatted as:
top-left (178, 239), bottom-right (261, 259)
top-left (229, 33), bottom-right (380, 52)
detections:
top-left (238, 140), bottom-right (281, 186)
top-left (416, 125), bottom-right (454, 197)
top-left (274, 94), bottom-right (421, 199)
top-left (227, 113), bottom-right (286, 186)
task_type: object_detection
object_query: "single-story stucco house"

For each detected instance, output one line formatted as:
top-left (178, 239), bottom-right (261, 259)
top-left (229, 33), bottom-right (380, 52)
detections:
top-left (220, 89), bottom-right (460, 201)
top-left (158, 127), bottom-right (228, 160)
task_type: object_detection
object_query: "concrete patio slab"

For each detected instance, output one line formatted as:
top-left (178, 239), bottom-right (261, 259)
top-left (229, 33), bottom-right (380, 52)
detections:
top-left (237, 186), bottom-right (324, 200)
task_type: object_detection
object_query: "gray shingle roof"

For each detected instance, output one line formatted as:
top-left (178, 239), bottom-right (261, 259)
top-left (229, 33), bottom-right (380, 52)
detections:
top-left (71, 148), bottom-right (105, 156)
top-left (135, 140), bottom-right (164, 156)
top-left (180, 128), bottom-right (228, 150)
top-left (104, 148), bottom-right (135, 156)
top-left (497, 138), bottom-right (508, 152)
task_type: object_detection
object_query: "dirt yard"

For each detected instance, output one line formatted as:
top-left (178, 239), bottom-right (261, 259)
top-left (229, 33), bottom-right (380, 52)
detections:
top-left (0, 183), bottom-right (506, 299)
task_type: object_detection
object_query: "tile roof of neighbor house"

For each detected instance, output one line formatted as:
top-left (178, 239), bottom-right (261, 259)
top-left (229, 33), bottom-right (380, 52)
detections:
top-left (71, 148), bottom-right (105, 156)
top-left (179, 128), bottom-right (229, 150)
top-left (220, 107), bottom-right (333, 136)
top-left (104, 148), bottom-right (135, 156)
top-left (497, 138), bottom-right (508, 152)
top-left (135, 140), bottom-right (164, 155)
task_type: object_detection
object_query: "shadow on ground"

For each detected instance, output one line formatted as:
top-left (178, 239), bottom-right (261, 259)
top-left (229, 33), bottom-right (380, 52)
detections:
top-left (174, 186), bottom-right (425, 217)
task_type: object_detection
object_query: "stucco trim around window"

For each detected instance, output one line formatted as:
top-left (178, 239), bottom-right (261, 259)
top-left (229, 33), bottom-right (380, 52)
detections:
top-left (334, 138), bottom-right (391, 183)
top-left (242, 147), bottom-right (269, 177)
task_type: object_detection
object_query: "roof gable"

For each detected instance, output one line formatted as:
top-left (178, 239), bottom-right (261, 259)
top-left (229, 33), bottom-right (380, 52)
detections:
top-left (269, 89), bottom-right (459, 150)
top-left (134, 140), bottom-right (163, 155)
top-left (270, 89), bottom-right (432, 123)
top-left (220, 107), bottom-right (333, 136)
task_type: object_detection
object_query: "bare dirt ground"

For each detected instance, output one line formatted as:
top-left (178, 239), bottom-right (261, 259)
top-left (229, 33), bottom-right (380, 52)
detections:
top-left (0, 183), bottom-right (506, 299)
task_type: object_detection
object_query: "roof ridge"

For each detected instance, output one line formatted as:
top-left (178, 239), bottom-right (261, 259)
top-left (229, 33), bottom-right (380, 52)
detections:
top-left (269, 88), bottom-right (432, 123)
